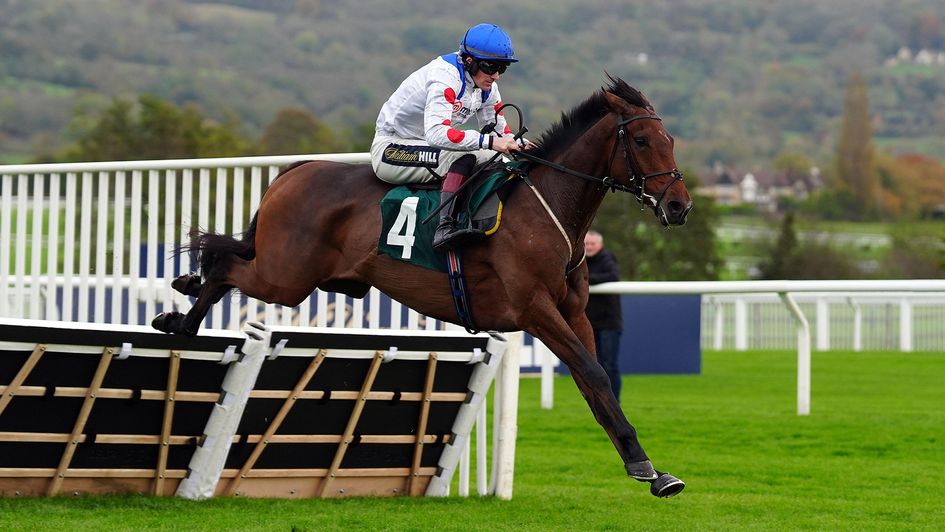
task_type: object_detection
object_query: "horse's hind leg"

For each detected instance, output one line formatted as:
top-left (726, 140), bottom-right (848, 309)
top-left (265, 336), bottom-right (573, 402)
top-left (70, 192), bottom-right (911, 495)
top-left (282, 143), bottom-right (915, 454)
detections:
top-left (152, 280), bottom-right (233, 336)
top-left (154, 254), bottom-right (310, 335)
top-left (154, 253), bottom-right (248, 336)
top-left (171, 272), bottom-right (203, 298)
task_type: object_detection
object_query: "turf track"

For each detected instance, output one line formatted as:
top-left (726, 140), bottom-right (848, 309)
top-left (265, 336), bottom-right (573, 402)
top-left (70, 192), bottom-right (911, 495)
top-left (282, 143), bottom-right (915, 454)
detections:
top-left (1, 350), bottom-right (942, 530)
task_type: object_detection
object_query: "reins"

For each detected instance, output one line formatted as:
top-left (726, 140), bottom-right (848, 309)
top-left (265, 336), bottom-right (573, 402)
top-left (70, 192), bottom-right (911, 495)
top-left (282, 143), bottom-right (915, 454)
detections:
top-left (423, 102), bottom-right (686, 278)
top-left (500, 107), bottom-right (684, 275)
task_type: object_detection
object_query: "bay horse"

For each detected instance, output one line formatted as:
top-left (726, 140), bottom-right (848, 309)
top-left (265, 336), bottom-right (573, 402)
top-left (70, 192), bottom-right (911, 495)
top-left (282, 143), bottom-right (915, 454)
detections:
top-left (153, 75), bottom-right (693, 497)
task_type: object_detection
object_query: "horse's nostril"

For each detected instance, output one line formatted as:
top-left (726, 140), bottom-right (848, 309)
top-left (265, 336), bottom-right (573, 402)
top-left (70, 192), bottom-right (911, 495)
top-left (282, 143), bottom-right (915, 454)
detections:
top-left (667, 201), bottom-right (684, 215)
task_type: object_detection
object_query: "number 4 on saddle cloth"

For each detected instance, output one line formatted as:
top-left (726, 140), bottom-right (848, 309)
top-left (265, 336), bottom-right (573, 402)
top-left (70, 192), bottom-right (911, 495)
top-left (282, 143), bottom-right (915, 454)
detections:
top-left (379, 161), bottom-right (526, 272)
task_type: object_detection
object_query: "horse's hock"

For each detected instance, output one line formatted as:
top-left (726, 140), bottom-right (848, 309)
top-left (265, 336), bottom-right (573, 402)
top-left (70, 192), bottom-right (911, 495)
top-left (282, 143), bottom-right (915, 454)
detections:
top-left (0, 319), bottom-right (513, 498)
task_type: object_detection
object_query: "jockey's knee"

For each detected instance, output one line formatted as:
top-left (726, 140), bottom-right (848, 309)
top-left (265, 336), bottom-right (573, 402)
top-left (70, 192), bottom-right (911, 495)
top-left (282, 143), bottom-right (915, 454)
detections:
top-left (449, 153), bottom-right (477, 175)
top-left (443, 154), bottom-right (477, 192)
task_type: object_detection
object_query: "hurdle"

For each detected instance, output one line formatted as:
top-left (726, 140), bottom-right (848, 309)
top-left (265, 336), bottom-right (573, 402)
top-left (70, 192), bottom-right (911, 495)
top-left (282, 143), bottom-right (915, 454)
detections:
top-left (0, 317), bottom-right (517, 499)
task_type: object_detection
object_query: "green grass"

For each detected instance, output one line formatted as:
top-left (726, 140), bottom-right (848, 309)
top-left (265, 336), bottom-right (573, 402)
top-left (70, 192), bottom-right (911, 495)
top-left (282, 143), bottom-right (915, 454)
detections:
top-left (875, 135), bottom-right (945, 161)
top-left (0, 77), bottom-right (77, 97)
top-left (1, 350), bottom-right (944, 530)
top-left (0, 153), bottom-right (35, 165)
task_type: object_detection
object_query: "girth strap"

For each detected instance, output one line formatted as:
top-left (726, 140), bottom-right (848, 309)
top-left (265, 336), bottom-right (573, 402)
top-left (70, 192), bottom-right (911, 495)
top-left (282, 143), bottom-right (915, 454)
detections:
top-left (446, 251), bottom-right (479, 334)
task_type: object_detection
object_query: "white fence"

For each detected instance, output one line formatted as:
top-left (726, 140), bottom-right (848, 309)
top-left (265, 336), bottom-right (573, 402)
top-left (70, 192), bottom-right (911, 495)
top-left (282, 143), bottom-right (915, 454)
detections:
top-left (0, 153), bottom-right (437, 331)
top-left (701, 293), bottom-right (945, 352)
top-left (590, 280), bottom-right (945, 416)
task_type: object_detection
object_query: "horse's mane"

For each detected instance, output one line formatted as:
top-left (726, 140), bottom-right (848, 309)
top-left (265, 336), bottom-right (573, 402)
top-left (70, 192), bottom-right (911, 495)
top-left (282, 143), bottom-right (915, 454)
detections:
top-left (530, 74), bottom-right (652, 161)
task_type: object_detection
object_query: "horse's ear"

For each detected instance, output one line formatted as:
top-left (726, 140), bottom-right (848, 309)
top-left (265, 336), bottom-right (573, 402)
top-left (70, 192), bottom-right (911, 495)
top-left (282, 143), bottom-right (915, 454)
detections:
top-left (603, 91), bottom-right (631, 114)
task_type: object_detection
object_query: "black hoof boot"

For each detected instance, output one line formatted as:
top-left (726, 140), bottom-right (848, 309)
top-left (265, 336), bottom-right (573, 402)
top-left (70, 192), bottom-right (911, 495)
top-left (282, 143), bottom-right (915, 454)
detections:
top-left (626, 460), bottom-right (658, 481)
top-left (172, 273), bottom-right (202, 297)
top-left (650, 471), bottom-right (685, 498)
top-left (151, 312), bottom-right (198, 337)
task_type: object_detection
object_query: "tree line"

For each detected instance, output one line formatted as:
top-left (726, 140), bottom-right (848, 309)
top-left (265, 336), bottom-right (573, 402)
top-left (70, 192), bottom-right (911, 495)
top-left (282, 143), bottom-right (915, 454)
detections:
top-left (4, 0), bottom-right (945, 170)
top-left (33, 95), bottom-right (364, 163)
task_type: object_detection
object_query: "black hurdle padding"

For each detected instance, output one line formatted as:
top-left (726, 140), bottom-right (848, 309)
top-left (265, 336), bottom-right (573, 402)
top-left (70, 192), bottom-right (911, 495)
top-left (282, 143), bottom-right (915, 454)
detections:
top-left (0, 344), bottom-right (228, 470)
top-left (0, 442), bottom-right (68, 468)
top-left (266, 328), bottom-right (488, 354)
top-left (0, 321), bottom-right (246, 354)
top-left (0, 396), bottom-right (84, 433)
top-left (1, 323), bottom-right (488, 474)
top-left (253, 357), bottom-right (474, 395)
top-left (0, 350), bottom-right (30, 386)
top-left (224, 356), bottom-right (472, 471)
top-left (1, 346), bottom-right (229, 394)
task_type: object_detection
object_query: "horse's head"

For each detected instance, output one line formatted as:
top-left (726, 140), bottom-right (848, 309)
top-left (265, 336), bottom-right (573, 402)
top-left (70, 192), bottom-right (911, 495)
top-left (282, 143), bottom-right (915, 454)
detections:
top-left (601, 79), bottom-right (692, 226)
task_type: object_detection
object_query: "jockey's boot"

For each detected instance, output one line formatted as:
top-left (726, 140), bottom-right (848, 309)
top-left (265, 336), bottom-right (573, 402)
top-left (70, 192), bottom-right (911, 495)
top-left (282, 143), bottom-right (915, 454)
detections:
top-left (432, 191), bottom-right (461, 251)
top-left (432, 154), bottom-right (478, 252)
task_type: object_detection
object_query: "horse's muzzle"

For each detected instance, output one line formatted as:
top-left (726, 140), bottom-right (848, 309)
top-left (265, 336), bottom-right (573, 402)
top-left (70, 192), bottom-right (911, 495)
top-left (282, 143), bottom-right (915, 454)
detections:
top-left (658, 199), bottom-right (692, 226)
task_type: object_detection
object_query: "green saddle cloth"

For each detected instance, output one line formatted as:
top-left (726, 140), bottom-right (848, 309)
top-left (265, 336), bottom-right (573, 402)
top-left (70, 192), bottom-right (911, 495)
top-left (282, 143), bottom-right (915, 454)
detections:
top-left (378, 161), bottom-right (524, 272)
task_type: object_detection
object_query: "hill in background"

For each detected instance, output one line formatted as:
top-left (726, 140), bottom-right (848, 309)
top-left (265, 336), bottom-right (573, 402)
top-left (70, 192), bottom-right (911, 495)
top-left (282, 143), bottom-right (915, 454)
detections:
top-left (2, 0), bottom-right (945, 169)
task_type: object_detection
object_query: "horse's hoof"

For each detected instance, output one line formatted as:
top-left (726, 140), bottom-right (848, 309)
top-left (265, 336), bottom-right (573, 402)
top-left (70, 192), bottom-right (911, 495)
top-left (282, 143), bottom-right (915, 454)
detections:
top-left (152, 312), bottom-right (169, 333)
top-left (152, 312), bottom-right (200, 337)
top-left (172, 273), bottom-right (202, 297)
top-left (152, 311), bottom-right (182, 334)
top-left (650, 472), bottom-right (685, 498)
top-left (626, 460), bottom-right (658, 481)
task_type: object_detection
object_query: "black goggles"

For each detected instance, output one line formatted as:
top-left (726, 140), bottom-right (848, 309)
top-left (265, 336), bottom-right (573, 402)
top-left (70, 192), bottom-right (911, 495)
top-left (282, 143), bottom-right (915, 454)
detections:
top-left (476, 59), bottom-right (509, 75)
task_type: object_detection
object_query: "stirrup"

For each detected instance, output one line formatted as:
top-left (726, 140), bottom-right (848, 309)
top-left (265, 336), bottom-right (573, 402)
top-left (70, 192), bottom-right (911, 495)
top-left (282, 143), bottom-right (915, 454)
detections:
top-left (432, 218), bottom-right (459, 251)
top-left (433, 226), bottom-right (482, 252)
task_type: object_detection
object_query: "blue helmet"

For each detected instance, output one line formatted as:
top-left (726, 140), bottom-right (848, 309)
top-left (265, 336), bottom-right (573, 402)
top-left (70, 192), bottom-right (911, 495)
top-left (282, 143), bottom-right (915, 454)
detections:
top-left (460, 23), bottom-right (518, 63)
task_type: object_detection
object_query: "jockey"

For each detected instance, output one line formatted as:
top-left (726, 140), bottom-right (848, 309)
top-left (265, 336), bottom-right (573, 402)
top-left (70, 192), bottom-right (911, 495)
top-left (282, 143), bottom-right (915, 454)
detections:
top-left (372, 23), bottom-right (531, 251)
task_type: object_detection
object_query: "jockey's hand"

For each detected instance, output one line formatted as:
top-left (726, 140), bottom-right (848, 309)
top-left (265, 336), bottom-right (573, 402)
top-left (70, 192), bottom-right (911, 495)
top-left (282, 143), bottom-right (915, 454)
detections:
top-left (492, 136), bottom-right (523, 154)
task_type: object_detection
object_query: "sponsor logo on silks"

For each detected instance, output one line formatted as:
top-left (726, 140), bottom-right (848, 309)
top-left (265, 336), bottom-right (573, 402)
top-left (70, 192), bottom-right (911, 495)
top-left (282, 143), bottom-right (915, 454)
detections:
top-left (382, 144), bottom-right (441, 167)
top-left (444, 87), bottom-right (463, 114)
top-left (454, 105), bottom-right (472, 121)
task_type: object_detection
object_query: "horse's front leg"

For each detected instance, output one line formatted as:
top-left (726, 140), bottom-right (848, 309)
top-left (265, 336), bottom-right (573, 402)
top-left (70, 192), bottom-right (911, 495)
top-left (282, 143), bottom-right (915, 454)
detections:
top-left (528, 298), bottom-right (651, 472)
top-left (528, 295), bottom-right (685, 497)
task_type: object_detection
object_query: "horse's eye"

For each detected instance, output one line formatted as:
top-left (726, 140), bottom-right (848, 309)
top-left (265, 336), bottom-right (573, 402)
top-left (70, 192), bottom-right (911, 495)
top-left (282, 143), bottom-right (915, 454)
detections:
top-left (634, 136), bottom-right (648, 148)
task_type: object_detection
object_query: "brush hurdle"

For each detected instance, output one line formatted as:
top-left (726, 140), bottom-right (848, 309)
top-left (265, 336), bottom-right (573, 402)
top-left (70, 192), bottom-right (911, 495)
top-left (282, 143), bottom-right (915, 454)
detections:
top-left (0, 318), bottom-right (516, 499)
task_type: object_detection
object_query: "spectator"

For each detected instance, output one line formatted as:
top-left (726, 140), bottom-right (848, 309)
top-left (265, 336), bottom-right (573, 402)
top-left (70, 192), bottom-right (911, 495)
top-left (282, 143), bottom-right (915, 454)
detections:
top-left (584, 230), bottom-right (623, 401)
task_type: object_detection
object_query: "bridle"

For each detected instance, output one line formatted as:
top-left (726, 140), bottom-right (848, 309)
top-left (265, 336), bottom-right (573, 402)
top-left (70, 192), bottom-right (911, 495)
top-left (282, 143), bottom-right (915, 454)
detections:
top-left (609, 113), bottom-right (685, 210)
top-left (513, 110), bottom-right (685, 215)
top-left (491, 103), bottom-right (687, 276)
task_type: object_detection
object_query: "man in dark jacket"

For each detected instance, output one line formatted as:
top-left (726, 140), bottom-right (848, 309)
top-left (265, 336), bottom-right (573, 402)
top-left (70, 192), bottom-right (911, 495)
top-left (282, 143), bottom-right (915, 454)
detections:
top-left (584, 230), bottom-right (623, 401)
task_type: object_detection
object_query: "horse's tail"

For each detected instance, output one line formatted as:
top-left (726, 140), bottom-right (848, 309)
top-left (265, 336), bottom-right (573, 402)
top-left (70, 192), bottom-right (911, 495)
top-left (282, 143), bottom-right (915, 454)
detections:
top-left (190, 212), bottom-right (259, 277)
top-left (188, 161), bottom-right (300, 277)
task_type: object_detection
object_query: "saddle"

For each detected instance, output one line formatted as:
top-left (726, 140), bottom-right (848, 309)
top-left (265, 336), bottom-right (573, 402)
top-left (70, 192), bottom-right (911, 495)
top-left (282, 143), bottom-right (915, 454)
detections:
top-left (378, 161), bottom-right (525, 272)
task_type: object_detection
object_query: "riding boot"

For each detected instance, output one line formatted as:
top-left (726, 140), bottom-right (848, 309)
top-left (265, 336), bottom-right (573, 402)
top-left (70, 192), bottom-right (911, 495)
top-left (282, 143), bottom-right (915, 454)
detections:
top-left (432, 154), bottom-right (478, 252)
top-left (432, 191), bottom-right (461, 251)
